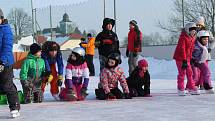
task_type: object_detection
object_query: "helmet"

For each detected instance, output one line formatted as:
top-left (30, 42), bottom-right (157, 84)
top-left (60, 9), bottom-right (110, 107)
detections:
top-left (72, 47), bottom-right (85, 57)
top-left (197, 30), bottom-right (210, 38)
top-left (185, 22), bottom-right (197, 34)
top-left (107, 53), bottom-right (122, 64)
top-left (195, 16), bottom-right (205, 27)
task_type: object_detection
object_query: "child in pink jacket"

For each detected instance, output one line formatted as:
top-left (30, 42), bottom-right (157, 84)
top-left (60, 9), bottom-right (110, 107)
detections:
top-left (59, 47), bottom-right (89, 101)
top-left (173, 22), bottom-right (199, 96)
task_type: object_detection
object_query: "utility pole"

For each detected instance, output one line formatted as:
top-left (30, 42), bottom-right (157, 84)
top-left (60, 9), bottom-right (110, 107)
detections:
top-left (182, 0), bottom-right (185, 27)
top-left (114, 0), bottom-right (116, 33)
top-left (31, 0), bottom-right (35, 43)
top-left (103, 0), bottom-right (106, 18)
top-left (50, 5), bottom-right (53, 41)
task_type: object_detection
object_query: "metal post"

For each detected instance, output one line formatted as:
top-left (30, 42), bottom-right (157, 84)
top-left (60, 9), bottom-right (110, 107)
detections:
top-left (31, 0), bottom-right (35, 43)
top-left (50, 5), bottom-right (53, 41)
top-left (182, 0), bottom-right (185, 27)
top-left (104, 0), bottom-right (106, 18)
top-left (114, 0), bottom-right (116, 33)
top-left (34, 8), bottom-right (38, 38)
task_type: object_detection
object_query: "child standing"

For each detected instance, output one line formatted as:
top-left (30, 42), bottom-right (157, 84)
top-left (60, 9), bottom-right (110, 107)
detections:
top-left (95, 53), bottom-right (131, 100)
top-left (20, 43), bottom-right (46, 104)
top-left (126, 59), bottom-right (151, 97)
top-left (59, 47), bottom-right (89, 101)
top-left (41, 41), bottom-right (64, 101)
top-left (173, 22), bottom-right (199, 96)
top-left (192, 30), bottom-right (214, 93)
top-left (80, 33), bottom-right (95, 76)
top-left (0, 8), bottom-right (20, 118)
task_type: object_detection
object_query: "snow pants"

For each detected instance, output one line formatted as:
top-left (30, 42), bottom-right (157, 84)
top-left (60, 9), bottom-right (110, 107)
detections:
top-left (175, 60), bottom-right (196, 91)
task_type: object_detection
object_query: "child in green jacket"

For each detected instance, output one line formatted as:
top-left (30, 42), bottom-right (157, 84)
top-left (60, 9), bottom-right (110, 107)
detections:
top-left (20, 43), bottom-right (46, 103)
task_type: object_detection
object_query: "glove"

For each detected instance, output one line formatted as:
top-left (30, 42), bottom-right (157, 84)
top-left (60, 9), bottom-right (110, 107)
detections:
top-left (47, 74), bottom-right (53, 83)
top-left (133, 52), bottom-right (138, 57)
top-left (106, 92), bottom-right (116, 100)
top-left (0, 61), bottom-right (5, 73)
top-left (208, 48), bottom-right (211, 53)
top-left (124, 93), bottom-right (132, 99)
top-left (181, 60), bottom-right (188, 70)
top-left (126, 49), bottom-right (129, 57)
top-left (57, 75), bottom-right (63, 86)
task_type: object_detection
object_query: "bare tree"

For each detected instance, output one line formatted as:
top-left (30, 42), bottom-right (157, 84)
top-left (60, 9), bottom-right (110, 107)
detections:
top-left (7, 8), bottom-right (32, 43)
top-left (158, 0), bottom-right (215, 43)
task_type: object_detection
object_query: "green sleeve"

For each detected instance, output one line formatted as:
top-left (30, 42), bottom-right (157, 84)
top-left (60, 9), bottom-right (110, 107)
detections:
top-left (20, 59), bottom-right (30, 81)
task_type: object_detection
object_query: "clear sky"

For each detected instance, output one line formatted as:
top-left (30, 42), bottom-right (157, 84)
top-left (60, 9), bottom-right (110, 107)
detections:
top-left (0, 0), bottom-right (173, 40)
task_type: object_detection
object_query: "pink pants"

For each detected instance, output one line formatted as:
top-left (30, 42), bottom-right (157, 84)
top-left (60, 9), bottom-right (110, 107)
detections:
top-left (176, 60), bottom-right (196, 91)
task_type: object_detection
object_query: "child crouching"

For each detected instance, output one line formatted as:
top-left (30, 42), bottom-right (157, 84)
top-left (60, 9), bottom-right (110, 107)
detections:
top-left (59, 47), bottom-right (89, 101)
top-left (95, 53), bottom-right (132, 100)
top-left (20, 43), bottom-right (45, 103)
top-left (126, 59), bottom-right (151, 97)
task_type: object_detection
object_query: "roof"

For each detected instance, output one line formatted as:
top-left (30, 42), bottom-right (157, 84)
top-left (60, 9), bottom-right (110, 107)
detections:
top-left (60, 13), bottom-right (72, 23)
top-left (18, 36), bottom-right (34, 46)
top-left (60, 39), bottom-right (81, 50)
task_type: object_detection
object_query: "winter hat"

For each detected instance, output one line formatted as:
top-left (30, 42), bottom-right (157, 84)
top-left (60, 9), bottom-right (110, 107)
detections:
top-left (102, 18), bottom-right (115, 29)
top-left (138, 59), bottom-right (148, 68)
top-left (0, 8), bottom-right (4, 19)
top-left (129, 20), bottom-right (137, 26)
top-left (87, 33), bottom-right (92, 38)
top-left (30, 43), bottom-right (42, 55)
top-left (195, 16), bottom-right (205, 27)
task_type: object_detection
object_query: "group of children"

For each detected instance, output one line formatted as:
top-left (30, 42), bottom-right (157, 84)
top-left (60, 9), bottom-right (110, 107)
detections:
top-left (20, 40), bottom-right (151, 103)
top-left (173, 16), bottom-right (215, 96)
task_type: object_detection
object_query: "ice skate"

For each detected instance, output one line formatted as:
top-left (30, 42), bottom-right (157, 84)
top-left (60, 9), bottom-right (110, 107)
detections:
top-left (10, 110), bottom-right (20, 118)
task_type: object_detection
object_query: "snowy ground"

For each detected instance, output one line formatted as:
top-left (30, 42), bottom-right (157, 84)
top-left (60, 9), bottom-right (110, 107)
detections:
top-left (1, 56), bottom-right (215, 121)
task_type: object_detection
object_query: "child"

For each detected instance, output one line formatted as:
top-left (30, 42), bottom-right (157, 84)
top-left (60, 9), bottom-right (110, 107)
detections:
top-left (95, 53), bottom-right (131, 100)
top-left (41, 41), bottom-right (64, 101)
top-left (59, 47), bottom-right (89, 101)
top-left (20, 43), bottom-right (46, 103)
top-left (173, 22), bottom-right (199, 96)
top-left (81, 33), bottom-right (95, 76)
top-left (126, 59), bottom-right (151, 97)
top-left (0, 8), bottom-right (20, 118)
top-left (192, 30), bottom-right (214, 94)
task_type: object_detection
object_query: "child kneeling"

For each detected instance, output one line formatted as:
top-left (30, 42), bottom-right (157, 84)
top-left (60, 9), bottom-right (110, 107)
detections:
top-left (20, 43), bottom-right (45, 103)
top-left (59, 47), bottom-right (89, 101)
top-left (126, 59), bottom-right (151, 97)
top-left (95, 53), bottom-right (131, 100)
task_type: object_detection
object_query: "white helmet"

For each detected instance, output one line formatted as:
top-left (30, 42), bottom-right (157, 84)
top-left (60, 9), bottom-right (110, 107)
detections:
top-left (197, 30), bottom-right (210, 38)
top-left (72, 47), bottom-right (85, 57)
top-left (185, 22), bottom-right (197, 34)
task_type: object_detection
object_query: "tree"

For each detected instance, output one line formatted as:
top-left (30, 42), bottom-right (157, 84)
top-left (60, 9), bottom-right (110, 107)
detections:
top-left (82, 30), bottom-right (87, 38)
top-left (7, 8), bottom-right (32, 43)
top-left (158, 0), bottom-right (215, 43)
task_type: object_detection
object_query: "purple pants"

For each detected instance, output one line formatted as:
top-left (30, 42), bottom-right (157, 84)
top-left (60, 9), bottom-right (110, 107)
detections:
top-left (192, 62), bottom-right (212, 89)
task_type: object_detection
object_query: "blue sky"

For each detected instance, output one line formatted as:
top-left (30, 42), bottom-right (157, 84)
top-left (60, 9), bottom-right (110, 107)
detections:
top-left (0, 0), bottom-right (173, 40)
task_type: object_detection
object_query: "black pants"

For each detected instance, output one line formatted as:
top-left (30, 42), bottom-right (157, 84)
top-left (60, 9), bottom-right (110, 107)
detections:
top-left (22, 85), bottom-right (43, 103)
top-left (95, 87), bottom-right (124, 100)
top-left (86, 55), bottom-right (95, 75)
top-left (0, 66), bottom-right (20, 111)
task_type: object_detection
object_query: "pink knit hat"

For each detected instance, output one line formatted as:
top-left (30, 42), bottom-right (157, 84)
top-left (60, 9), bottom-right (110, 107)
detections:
top-left (138, 59), bottom-right (148, 68)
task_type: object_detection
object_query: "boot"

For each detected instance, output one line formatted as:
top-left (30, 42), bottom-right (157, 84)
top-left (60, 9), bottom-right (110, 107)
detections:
top-left (67, 89), bottom-right (77, 101)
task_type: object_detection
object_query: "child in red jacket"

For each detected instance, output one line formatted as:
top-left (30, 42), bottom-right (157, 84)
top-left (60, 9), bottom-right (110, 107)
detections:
top-left (173, 22), bottom-right (200, 96)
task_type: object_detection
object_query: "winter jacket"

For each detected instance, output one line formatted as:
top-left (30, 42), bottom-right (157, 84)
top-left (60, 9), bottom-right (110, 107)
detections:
top-left (66, 62), bottom-right (89, 87)
top-left (95, 30), bottom-right (120, 57)
top-left (126, 67), bottom-right (150, 88)
top-left (20, 53), bottom-right (45, 81)
top-left (41, 52), bottom-right (64, 75)
top-left (173, 30), bottom-right (196, 61)
top-left (192, 41), bottom-right (208, 63)
top-left (0, 23), bottom-right (14, 66)
top-left (81, 37), bottom-right (95, 55)
top-left (100, 66), bottom-right (129, 94)
top-left (127, 28), bottom-right (142, 52)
